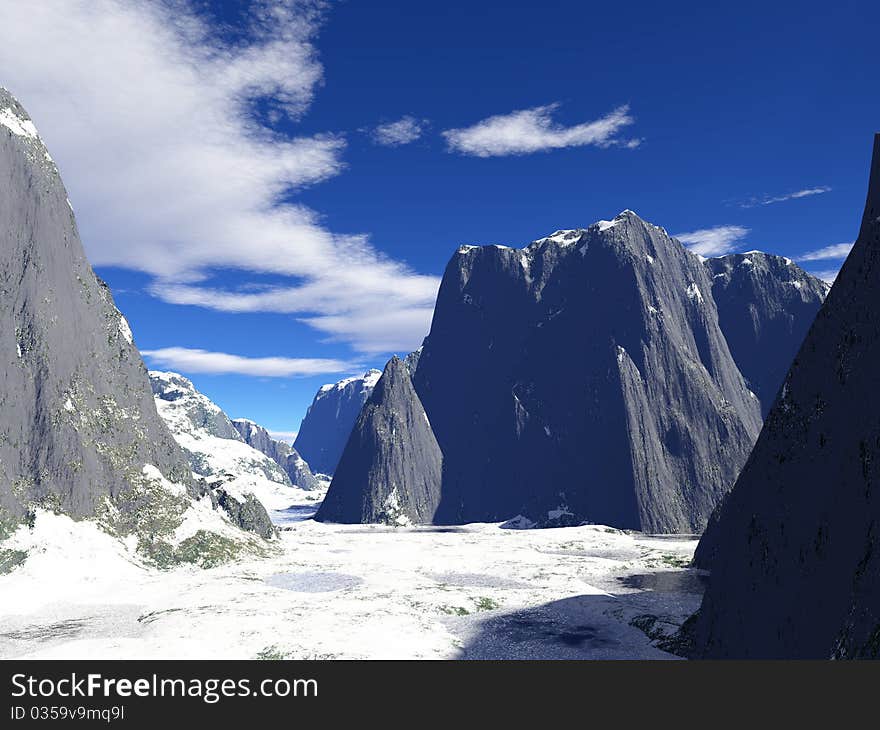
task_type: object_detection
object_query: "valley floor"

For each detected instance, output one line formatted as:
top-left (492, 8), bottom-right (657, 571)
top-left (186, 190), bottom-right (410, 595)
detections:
top-left (0, 491), bottom-right (702, 660)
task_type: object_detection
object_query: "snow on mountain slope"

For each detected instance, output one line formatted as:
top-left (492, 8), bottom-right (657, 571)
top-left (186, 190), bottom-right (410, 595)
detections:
top-left (150, 372), bottom-right (323, 520)
top-left (231, 418), bottom-right (319, 491)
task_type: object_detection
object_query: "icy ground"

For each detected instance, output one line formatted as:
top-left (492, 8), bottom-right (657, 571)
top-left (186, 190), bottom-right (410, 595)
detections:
top-left (0, 490), bottom-right (702, 660)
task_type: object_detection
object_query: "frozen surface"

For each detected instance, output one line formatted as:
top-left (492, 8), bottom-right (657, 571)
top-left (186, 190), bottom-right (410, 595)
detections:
top-left (0, 501), bottom-right (701, 660)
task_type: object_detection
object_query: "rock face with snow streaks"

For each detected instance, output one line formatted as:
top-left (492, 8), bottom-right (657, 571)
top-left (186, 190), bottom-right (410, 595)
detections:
top-left (0, 88), bottom-right (274, 564)
top-left (232, 418), bottom-right (318, 490)
top-left (322, 211), bottom-right (802, 532)
top-left (411, 211), bottom-right (762, 532)
top-left (0, 89), bottom-right (192, 531)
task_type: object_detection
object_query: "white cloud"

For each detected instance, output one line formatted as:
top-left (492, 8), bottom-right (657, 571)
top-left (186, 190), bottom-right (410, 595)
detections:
top-left (673, 225), bottom-right (750, 257)
top-left (810, 268), bottom-right (841, 285)
top-left (268, 430), bottom-right (299, 443)
top-left (799, 242), bottom-right (854, 261)
top-left (0, 0), bottom-right (439, 354)
top-left (372, 116), bottom-right (426, 146)
top-left (141, 347), bottom-right (357, 377)
top-left (740, 186), bottom-right (831, 208)
top-left (442, 104), bottom-right (638, 157)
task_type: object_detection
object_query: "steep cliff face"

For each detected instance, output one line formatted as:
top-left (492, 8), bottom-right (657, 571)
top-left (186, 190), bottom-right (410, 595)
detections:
top-left (294, 369), bottom-right (382, 475)
top-left (0, 89), bottom-right (192, 534)
top-left (412, 212), bottom-right (761, 532)
top-left (705, 251), bottom-right (828, 416)
top-left (316, 357), bottom-right (442, 525)
top-left (231, 418), bottom-right (318, 490)
top-left (0, 89), bottom-right (273, 566)
top-left (692, 136), bottom-right (880, 659)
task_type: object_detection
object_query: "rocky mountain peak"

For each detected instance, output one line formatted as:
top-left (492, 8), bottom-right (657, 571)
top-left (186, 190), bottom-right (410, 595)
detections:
top-left (316, 356), bottom-right (442, 525)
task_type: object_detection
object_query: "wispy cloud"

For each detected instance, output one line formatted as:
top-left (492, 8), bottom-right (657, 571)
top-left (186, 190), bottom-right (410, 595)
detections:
top-left (268, 430), bottom-right (299, 444)
top-left (142, 347), bottom-right (357, 377)
top-left (809, 268), bottom-right (842, 285)
top-left (799, 242), bottom-right (854, 261)
top-left (673, 225), bottom-right (750, 257)
top-left (0, 0), bottom-right (438, 354)
top-left (372, 116), bottom-right (427, 146)
top-left (442, 104), bottom-right (639, 157)
top-left (739, 186), bottom-right (831, 208)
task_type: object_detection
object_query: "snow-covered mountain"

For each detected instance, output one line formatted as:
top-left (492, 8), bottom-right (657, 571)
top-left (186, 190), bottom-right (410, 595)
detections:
top-left (294, 369), bottom-right (382, 475)
top-left (704, 251), bottom-right (828, 416)
top-left (0, 88), bottom-right (268, 569)
top-left (690, 136), bottom-right (880, 659)
top-left (231, 418), bottom-right (318, 491)
top-left (150, 372), bottom-right (315, 522)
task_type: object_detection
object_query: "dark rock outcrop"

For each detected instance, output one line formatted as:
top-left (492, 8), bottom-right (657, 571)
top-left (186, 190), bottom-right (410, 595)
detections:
top-left (0, 88), bottom-right (193, 534)
top-left (705, 252), bottom-right (828, 416)
top-left (232, 418), bottom-right (318, 490)
top-left (411, 212), bottom-right (762, 532)
top-left (284, 451), bottom-right (320, 491)
top-left (316, 357), bottom-right (442, 524)
top-left (215, 487), bottom-right (277, 540)
top-left (294, 369), bottom-right (382, 475)
top-left (691, 135), bottom-right (880, 659)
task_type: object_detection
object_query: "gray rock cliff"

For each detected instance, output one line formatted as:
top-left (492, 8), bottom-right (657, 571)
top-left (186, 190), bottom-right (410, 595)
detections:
top-left (412, 212), bottom-right (762, 532)
top-left (0, 88), bottom-right (193, 534)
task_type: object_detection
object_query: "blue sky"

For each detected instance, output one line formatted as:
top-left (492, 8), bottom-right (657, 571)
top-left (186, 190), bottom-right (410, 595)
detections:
top-left (0, 0), bottom-right (877, 441)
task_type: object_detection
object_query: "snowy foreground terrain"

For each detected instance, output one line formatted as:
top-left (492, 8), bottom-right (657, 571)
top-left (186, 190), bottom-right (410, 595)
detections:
top-left (0, 487), bottom-right (701, 660)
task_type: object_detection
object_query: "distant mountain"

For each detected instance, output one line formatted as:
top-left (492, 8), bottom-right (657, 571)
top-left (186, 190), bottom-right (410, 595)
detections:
top-left (316, 356), bottom-right (442, 524)
top-left (294, 369), bottom-right (382, 475)
top-left (150, 371), bottom-right (306, 527)
top-left (690, 136), bottom-right (880, 659)
top-left (0, 88), bottom-right (270, 567)
top-left (704, 251), bottom-right (828, 416)
top-left (231, 418), bottom-right (318, 490)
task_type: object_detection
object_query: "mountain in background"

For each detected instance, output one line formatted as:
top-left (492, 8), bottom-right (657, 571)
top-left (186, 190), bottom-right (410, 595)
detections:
top-left (231, 418), bottom-right (318, 491)
top-left (690, 136), bottom-right (880, 659)
top-left (410, 210), bottom-right (763, 532)
top-left (0, 88), bottom-right (268, 568)
top-left (294, 369), bottom-right (382, 475)
top-left (150, 371), bottom-right (311, 528)
top-left (705, 251), bottom-right (828, 416)
top-left (316, 357), bottom-right (442, 524)
top-left (320, 211), bottom-right (826, 532)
